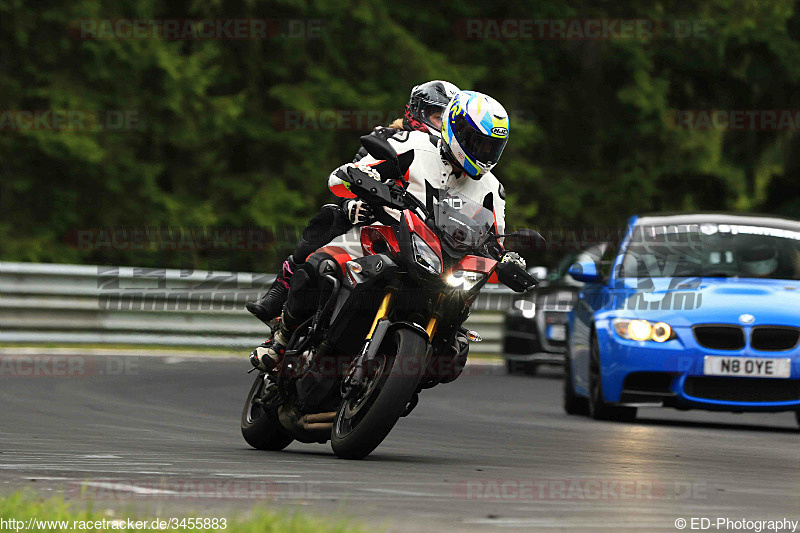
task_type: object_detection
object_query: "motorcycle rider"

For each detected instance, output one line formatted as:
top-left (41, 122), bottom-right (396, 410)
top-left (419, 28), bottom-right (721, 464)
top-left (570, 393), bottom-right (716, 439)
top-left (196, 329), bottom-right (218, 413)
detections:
top-left (245, 81), bottom-right (460, 326)
top-left (252, 90), bottom-right (526, 378)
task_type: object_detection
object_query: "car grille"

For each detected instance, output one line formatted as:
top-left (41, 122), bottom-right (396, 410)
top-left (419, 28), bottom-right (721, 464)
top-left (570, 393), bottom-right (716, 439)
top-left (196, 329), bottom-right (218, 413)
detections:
top-left (684, 377), bottom-right (800, 403)
top-left (544, 311), bottom-right (568, 325)
top-left (503, 335), bottom-right (537, 355)
top-left (693, 325), bottom-right (745, 350)
top-left (505, 315), bottom-right (534, 332)
top-left (751, 327), bottom-right (800, 352)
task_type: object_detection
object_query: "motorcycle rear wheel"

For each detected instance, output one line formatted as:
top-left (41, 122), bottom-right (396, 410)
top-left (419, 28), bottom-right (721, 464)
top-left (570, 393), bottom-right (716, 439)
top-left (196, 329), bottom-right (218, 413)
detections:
top-left (331, 327), bottom-right (428, 459)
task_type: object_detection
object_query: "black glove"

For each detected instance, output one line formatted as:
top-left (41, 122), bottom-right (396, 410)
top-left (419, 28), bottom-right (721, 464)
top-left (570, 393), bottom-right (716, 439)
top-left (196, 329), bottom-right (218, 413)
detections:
top-left (344, 199), bottom-right (375, 225)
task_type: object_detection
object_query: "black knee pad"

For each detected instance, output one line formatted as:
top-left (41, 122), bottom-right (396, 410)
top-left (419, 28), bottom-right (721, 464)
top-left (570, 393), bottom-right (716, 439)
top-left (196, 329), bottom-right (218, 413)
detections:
top-left (284, 254), bottom-right (341, 320)
top-left (284, 265), bottom-right (315, 319)
top-left (304, 252), bottom-right (342, 283)
top-left (295, 205), bottom-right (351, 260)
top-left (288, 264), bottom-right (313, 292)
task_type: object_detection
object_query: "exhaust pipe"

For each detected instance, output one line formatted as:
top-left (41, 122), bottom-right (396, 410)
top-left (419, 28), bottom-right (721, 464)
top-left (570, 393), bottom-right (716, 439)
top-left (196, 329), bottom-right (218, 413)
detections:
top-left (278, 406), bottom-right (336, 444)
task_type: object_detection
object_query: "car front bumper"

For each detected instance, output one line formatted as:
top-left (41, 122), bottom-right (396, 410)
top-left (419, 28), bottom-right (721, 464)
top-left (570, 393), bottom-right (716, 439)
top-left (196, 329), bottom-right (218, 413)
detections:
top-left (503, 310), bottom-right (569, 365)
top-left (596, 326), bottom-right (800, 411)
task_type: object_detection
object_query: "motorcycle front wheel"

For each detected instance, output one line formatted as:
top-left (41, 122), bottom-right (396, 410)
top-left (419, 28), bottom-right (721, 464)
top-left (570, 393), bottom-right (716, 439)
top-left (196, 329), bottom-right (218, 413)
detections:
top-left (241, 373), bottom-right (294, 450)
top-left (331, 327), bottom-right (428, 459)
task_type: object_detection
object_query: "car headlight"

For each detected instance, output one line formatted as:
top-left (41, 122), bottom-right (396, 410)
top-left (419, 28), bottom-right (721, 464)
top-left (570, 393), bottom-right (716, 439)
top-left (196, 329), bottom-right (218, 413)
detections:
top-left (514, 299), bottom-right (536, 319)
top-left (446, 270), bottom-right (486, 291)
top-left (612, 319), bottom-right (674, 342)
top-left (412, 234), bottom-right (442, 275)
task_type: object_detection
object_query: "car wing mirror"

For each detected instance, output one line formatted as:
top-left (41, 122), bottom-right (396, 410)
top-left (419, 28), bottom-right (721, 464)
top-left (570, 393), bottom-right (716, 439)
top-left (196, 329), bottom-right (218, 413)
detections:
top-left (568, 261), bottom-right (604, 283)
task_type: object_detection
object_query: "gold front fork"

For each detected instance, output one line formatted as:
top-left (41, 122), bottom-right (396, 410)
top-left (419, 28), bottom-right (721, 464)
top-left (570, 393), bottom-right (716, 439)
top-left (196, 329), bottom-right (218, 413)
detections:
top-left (425, 293), bottom-right (445, 340)
top-left (366, 290), bottom-right (396, 340)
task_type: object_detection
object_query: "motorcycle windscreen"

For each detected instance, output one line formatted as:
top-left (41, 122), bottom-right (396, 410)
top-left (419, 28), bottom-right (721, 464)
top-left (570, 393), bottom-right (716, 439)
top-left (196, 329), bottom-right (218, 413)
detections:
top-left (435, 189), bottom-right (495, 254)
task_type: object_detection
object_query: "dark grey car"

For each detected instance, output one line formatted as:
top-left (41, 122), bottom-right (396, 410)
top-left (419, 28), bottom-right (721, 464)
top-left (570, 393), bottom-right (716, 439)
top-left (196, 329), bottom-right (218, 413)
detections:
top-left (504, 244), bottom-right (609, 375)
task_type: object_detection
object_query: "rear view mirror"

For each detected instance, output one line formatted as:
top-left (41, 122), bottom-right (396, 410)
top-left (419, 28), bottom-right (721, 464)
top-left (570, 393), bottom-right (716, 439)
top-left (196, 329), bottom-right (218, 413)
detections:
top-left (360, 135), bottom-right (400, 180)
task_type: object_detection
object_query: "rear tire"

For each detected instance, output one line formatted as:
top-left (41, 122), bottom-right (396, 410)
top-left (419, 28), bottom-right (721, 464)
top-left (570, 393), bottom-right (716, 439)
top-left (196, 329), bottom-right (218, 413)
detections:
top-left (588, 332), bottom-right (637, 422)
top-left (563, 342), bottom-right (589, 415)
top-left (332, 328), bottom-right (428, 459)
top-left (795, 411), bottom-right (800, 429)
top-left (241, 374), bottom-right (294, 451)
top-left (524, 363), bottom-right (538, 376)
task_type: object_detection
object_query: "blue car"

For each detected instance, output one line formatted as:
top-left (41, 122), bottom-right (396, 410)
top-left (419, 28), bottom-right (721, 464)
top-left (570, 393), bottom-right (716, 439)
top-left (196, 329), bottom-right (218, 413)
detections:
top-left (564, 213), bottom-right (800, 427)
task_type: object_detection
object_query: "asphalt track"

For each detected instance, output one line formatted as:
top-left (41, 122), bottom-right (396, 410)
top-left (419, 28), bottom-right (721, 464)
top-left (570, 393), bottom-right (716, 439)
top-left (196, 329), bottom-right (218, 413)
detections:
top-left (1, 353), bottom-right (799, 532)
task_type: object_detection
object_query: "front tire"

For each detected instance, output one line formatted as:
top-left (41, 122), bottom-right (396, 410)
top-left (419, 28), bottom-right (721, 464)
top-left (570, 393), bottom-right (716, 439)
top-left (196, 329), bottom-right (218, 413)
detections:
top-left (588, 332), bottom-right (637, 422)
top-left (241, 373), bottom-right (294, 450)
top-left (331, 328), bottom-right (428, 459)
top-left (563, 341), bottom-right (589, 415)
top-left (506, 360), bottom-right (536, 375)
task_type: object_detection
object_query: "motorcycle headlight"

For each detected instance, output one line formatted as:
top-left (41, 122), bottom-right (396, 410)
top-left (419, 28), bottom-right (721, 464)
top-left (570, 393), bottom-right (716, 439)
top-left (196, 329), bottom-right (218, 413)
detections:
top-left (613, 319), bottom-right (674, 342)
top-left (446, 270), bottom-right (486, 291)
top-left (412, 234), bottom-right (442, 275)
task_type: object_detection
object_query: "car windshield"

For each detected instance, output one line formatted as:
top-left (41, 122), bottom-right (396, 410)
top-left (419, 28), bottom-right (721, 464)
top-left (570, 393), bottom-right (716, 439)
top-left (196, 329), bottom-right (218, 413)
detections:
top-left (434, 189), bottom-right (495, 255)
top-left (620, 222), bottom-right (800, 280)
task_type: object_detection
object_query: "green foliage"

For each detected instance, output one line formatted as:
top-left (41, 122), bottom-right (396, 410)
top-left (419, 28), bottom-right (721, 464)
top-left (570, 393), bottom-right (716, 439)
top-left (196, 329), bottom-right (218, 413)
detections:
top-left (2, 0), bottom-right (800, 271)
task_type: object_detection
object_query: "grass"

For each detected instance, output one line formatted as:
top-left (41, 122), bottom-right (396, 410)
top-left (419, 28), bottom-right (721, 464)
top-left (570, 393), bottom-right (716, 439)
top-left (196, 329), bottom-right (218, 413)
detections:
top-left (0, 491), bottom-right (367, 532)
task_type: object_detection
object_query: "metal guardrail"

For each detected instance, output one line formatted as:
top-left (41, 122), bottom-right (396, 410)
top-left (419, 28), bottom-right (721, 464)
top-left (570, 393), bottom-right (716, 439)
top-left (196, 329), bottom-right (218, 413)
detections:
top-left (0, 262), bottom-right (514, 353)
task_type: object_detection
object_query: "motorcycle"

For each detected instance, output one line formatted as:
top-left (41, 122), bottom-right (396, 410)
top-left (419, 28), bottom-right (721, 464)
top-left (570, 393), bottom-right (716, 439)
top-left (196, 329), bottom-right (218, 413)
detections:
top-left (241, 135), bottom-right (541, 459)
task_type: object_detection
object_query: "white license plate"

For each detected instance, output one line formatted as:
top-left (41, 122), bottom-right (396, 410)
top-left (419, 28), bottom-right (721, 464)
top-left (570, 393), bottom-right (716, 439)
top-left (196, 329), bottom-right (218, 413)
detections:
top-left (703, 356), bottom-right (792, 378)
top-left (547, 325), bottom-right (566, 342)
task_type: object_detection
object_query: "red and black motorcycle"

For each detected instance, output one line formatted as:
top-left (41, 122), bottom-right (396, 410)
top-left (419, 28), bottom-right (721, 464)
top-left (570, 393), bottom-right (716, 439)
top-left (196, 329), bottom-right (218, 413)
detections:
top-left (241, 135), bottom-right (540, 459)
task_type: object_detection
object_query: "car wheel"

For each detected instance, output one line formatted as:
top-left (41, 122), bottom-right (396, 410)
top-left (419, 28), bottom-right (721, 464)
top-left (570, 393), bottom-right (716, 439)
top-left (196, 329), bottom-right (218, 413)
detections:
top-left (563, 342), bottom-right (589, 416)
top-left (795, 411), bottom-right (800, 429)
top-left (524, 363), bottom-right (538, 376)
top-left (506, 360), bottom-right (523, 374)
top-left (588, 331), bottom-right (637, 422)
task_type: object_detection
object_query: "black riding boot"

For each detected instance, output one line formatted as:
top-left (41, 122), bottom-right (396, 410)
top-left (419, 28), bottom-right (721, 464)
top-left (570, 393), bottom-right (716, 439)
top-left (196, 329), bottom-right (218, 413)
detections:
top-left (246, 256), bottom-right (297, 325)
